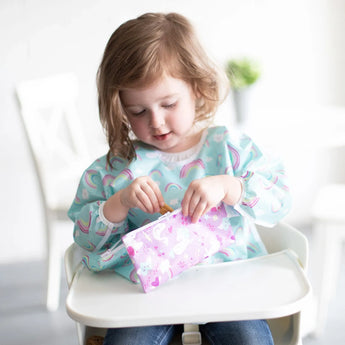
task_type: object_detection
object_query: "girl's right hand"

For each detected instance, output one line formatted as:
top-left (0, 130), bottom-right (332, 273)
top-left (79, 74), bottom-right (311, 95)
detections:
top-left (119, 176), bottom-right (164, 214)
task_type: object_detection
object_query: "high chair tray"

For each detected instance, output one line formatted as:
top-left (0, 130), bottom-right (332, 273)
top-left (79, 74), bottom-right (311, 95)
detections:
top-left (66, 249), bottom-right (311, 328)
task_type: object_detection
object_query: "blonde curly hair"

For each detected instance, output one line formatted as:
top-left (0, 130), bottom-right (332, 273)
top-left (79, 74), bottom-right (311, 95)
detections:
top-left (97, 12), bottom-right (228, 166)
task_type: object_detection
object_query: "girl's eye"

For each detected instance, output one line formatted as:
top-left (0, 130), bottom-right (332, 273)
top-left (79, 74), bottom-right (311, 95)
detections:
top-left (162, 102), bottom-right (177, 109)
top-left (132, 109), bottom-right (146, 116)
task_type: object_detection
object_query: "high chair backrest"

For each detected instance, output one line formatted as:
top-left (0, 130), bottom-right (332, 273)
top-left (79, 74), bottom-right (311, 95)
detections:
top-left (16, 73), bottom-right (90, 210)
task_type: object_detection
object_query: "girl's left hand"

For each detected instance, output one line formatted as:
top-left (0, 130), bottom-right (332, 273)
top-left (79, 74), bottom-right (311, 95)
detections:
top-left (181, 175), bottom-right (242, 223)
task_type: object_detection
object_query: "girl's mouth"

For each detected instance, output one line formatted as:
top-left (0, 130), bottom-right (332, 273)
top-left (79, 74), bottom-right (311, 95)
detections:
top-left (153, 132), bottom-right (172, 141)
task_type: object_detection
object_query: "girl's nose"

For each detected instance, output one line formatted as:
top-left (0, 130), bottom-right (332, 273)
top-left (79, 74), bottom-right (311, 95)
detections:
top-left (149, 110), bottom-right (165, 129)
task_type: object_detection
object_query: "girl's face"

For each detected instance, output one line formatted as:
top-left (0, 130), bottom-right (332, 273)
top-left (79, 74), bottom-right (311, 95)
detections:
top-left (120, 75), bottom-right (200, 153)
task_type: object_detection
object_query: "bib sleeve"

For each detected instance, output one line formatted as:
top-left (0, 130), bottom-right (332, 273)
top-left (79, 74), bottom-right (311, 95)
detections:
top-left (68, 164), bottom-right (131, 273)
top-left (227, 132), bottom-right (292, 226)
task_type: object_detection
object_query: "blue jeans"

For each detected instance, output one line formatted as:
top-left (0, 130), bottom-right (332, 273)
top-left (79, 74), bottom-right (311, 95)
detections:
top-left (103, 320), bottom-right (274, 345)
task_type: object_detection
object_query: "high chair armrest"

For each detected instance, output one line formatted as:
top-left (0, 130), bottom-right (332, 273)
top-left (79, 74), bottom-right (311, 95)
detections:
top-left (257, 221), bottom-right (309, 270)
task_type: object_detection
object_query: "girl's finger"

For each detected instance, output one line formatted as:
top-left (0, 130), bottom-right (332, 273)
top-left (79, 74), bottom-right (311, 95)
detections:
top-left (190, 200), bottom-right (208, 223)
top-left (135, 188), bottom-right (154, 213)
top-left (186, 193), bottom-right (201, 220)
top-left (181, 189), bottom-right (192, 217)
top-left (138, 182), bottom-right (159, 213)
top-left (147, 179), bottom-right (165, 211)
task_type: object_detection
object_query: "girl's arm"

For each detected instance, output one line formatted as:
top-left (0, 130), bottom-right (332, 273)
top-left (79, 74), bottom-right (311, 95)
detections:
top-left (68, 167), bottom-right (129, 272)
top-left (68, 166), bottom-right (165, 272)
top-left (229, 133), bottom-right (292, 226)
top-left (182, 131), bottom-right (291, 226)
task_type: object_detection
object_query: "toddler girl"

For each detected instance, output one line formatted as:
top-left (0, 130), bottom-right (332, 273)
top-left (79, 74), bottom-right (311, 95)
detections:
top-left (68, 12), bottom-right (291, 345)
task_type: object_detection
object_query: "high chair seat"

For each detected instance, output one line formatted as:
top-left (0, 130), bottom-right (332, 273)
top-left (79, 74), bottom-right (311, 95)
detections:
top-left (65, 222), bottom-right (311, 345)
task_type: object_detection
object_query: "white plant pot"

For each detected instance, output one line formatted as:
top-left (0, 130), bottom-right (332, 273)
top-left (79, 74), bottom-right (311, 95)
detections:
top-left (232, 87), bottom-right (252, 125)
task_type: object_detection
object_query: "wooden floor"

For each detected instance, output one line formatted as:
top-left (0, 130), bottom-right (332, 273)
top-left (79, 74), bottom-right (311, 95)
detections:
top-left (1, 234), bottom-right (344, 345)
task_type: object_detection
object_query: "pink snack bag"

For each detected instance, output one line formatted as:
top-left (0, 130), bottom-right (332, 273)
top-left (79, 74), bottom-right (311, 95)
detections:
top-left (122, 203), bottom-right (235, 292)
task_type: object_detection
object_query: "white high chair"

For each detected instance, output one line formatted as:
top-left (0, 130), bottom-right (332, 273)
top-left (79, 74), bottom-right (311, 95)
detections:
top-left (16, 73), bottom-right (91, 311)
top-left (64, 222), bottom-right (311, 345)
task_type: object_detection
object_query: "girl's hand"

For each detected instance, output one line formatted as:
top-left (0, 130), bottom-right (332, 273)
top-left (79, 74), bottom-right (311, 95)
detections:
top-left (103, 176), bottom-right (164, 223)
top-left (182, 175), bottom-right (242, 223)
top-left (119, 176), bottom-right (164, 214)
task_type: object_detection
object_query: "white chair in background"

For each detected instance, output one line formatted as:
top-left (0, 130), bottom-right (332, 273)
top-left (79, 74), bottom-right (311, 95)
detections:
top-left (310, 183), bottom-right (345, 337)
top-left (65, 222), bottom-right (311, 345)
top-left (16, 73), bottom-right (91, 311)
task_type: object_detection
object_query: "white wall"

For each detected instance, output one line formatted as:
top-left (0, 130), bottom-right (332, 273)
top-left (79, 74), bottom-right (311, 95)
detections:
top-left (1, 0), bottom-right (344, 263)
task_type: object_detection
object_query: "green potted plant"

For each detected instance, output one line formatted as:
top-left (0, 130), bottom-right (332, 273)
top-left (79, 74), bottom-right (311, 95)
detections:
top-left (225, 57), bottom-right (261, 125)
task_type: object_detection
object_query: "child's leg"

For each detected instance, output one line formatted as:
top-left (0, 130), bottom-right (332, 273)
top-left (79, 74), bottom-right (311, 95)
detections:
top-left (200, 320), bottom-right (274, 345)
top-left (103, 324), bottom-right (177, 345)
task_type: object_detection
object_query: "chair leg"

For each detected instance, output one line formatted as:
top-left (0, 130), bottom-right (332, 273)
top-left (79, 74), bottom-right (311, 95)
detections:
top-left (268, 313), bottom-right (302, 345)
top-left (46, 226), bottom-right (61, 311)
top-left (82, 325), bottom-right (107, 345)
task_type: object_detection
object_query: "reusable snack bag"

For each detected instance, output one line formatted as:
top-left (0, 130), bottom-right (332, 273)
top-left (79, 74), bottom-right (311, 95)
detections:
top-left (122, 203), bottom-right (235, 292)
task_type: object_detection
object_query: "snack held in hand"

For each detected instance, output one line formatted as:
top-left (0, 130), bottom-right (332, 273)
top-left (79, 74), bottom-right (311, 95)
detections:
top-left (159, 203), bottom-right (174, 215)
